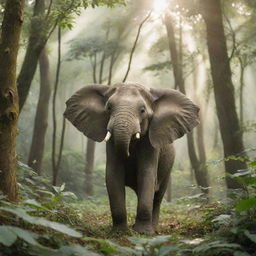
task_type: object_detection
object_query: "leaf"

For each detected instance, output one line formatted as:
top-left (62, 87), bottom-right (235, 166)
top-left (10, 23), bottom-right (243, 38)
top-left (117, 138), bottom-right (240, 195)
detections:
top-left (0, 207), bottom-right (82, 238)
top-left (128, 235), bottom-right (171, 247)
top-left (84, 237), bottom-right (138, 256)
top-left (236, 177), bottom-right (256, 185)
top-left (236, 198), bottom-right (256, 211)
top-left (0, 226), bottom-right (17, 246)
top-left (158, 245), bottom-right (179, 256)
top-left (52, 186), bottom-right (61, 194)
top-left (10, 226), bottom-right (40, 246)
top-left (61, 191), bottom-right (78, 200)
top-left (59, 245), bottom-right (100, 256)
top-left (24, 199), bottom-right (48, 211)
top-left (0, 226), bottom-right (40, 247)
top-left (244, 230), bottom-right (256, 244)
top-left (249, 160), bottom-right (256, 167)
top-left (234, 251), bottom-right (251, 256)
top-left (212, 214), bottom-right (232, 225)
top-left (60, 183), bottom-right (65, 192)
top-left (181, 238), bottom-right (204, 245)
top-left (0, 195), bottom-right (7, 200)
top-left (83, 237), bottom-right (116, 254)
top-left (193, 241), bottom-right (241, 253)
top-left (37, 219), bottom-right (82, 238)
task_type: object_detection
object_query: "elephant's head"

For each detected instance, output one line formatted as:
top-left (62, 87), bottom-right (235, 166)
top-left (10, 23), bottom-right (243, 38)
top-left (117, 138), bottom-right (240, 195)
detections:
top-left (64, 83), bottom-right (199, 157)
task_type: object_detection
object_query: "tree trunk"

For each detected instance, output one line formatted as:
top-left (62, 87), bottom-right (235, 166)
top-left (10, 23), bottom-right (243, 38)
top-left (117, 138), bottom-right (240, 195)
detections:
top-left (52, 118), bottom-right (66, 186)
top-left (17, 0), bottom-right (47, 110)
top-left (200, 0), bottom-right (247, 189)
top-left (238, 57), bottom-right (245, 127)
top-left (52, 27), bottom-right (66, 186)
top-left (187, 132), bottom-right (208, 190)
top-left (84, 139), bottom-right (95, 196)
top-left (28, 47), bottom-right (51, 174)
top-left (164, 13), bottom-right (209, 192)
top-left (0, 0), bottom-right (24, 201)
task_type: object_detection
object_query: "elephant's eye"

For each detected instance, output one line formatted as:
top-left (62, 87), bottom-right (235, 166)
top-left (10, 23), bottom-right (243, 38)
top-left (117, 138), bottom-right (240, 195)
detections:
top-left (140, 107), bottom-right (146, 114)
top-left (106, 104), bottom-right (112, 112)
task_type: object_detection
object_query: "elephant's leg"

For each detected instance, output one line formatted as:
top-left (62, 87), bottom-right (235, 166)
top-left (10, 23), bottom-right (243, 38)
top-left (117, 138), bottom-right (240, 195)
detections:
top-left (134, 172), bottom-right (155, 234)
top-left (133, 140), bottom-right (159, 234)
top-left (152, 179), bottom-right (169, 231)
top-left (153, 145), bottom-right (174, 231)
top-left (106, 143), bottom-right (127, 232)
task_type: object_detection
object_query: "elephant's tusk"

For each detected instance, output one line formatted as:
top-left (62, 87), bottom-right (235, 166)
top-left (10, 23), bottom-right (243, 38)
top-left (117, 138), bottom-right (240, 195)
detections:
top-left (135, 133), bottom-right (140, 139)
top-left (104, 131), bottom-right (111, 142)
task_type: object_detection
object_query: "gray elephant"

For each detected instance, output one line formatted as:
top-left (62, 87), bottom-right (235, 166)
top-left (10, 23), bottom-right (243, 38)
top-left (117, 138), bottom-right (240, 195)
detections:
top-left (64, 83), bottom-right (199, 234)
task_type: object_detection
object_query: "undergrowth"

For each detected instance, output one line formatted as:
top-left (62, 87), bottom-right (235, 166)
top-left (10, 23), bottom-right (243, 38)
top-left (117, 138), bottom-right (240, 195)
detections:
top-left (0, 160), bottom-right (256, 255)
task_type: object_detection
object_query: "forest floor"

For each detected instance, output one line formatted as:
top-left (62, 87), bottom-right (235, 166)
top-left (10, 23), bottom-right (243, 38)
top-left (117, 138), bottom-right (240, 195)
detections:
top-left (78, 198), bottom-right (222, 245)
top-left (0, 162), bottom-right (256, 255)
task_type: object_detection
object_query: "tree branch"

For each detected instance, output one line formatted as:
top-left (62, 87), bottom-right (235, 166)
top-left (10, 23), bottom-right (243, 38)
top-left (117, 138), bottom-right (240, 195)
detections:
top-left (122, 11), bottom-right (151, 82)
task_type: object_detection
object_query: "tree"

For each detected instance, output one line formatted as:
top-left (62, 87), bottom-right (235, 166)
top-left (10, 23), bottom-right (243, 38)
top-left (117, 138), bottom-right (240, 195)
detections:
top-left (27, 46), bottom-right (52, 174)
top-left (144, 15), bottom-right (209, 195)
top-left (17, 0), bottom-right (47, 110)
top-left (200, 0), bottom-right (247, 189)
top-left (0, 0), bottom-right (25, 201)
top-left (52, 27), bottom-right (66, 186)
top-left (17, 0), bottom-right (125, 110)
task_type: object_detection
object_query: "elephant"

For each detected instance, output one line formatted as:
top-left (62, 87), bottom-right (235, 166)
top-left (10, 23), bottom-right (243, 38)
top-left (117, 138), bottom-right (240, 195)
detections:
top-left (64, 83), bottom-right (199, 234)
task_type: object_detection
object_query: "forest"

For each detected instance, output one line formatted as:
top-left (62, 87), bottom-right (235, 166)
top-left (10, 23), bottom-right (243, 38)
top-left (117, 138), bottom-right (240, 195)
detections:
top-left (0, 0), bottom-right (256, 255)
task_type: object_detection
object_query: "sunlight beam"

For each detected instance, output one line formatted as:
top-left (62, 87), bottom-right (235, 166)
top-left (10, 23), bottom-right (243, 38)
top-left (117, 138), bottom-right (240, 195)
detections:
top-left (152, 0), bottom-right (169, 18)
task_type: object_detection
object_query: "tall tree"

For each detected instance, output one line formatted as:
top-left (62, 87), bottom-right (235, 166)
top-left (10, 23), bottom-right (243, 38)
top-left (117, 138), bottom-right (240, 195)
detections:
top-left (164, 13), bottom-right (209, 193)
top-left (52, 27), bottom-right (66, 186)
top-left (28, 47), bottom-right (52, 174)
top-left (0, 0), bottom-right (25, 201)
top-left (17, 0), bottom-right (46, 110)
top-left (200, 0), bottom-right (247, 189)
top-left (17, 0), bottom-right (124, 110)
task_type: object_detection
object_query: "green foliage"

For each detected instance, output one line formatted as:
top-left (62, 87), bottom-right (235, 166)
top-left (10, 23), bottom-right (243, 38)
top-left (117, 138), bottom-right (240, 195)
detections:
top-left (0, 163), bottom-right (98, 255)
top-left (4, 160), bottom-right (256, 255)
top-left (49, 0), bottom-right (125, 30)
top-left (0, 225), bottom-right (40, 247)
top-left (229, 156), bottom-right (256, 212)
top-left (0, 206), bottom-right (82, 237)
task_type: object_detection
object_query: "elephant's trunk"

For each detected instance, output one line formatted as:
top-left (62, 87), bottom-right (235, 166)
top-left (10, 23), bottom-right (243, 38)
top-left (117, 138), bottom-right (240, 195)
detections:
top-left (114, 128), bottom-right (132, 158)
top-left (109, 112), bottom-right (140, 158)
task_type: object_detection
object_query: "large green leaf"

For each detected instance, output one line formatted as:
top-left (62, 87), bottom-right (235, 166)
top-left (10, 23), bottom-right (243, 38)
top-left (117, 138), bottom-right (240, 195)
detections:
top-left (9, 226), bottom-right (40, 246)
top-left (236, 176), bottom-right (256, 185)
top-left (0, 226), bottom-right (17, 246)
top-left (0, 207), bottom-right (81, 238)
top-left (236, 198), bottom-right (256, 211)
top-left (31, 244), bottom-right (101, 256)
top-left (0, 225), bottom-right (40, 247)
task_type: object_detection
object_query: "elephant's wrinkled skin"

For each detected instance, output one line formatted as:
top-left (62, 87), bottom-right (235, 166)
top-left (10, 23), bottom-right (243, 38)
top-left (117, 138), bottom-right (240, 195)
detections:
top-left (64, 83), bottom-right (199, 234)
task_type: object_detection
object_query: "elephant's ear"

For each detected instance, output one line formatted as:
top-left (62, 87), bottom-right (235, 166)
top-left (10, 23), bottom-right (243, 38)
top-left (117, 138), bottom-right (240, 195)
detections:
top-left (149, 88), bottom-right (200, 148)
top-left (64, 85), bottom-right (109, 142)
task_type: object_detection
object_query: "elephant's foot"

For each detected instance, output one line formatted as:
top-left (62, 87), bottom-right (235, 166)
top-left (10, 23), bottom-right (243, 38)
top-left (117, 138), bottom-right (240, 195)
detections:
top-left (152, 219), bottom-right (159, 233)
top-left (111, 224), bottom-right (128, 233)
top-left (132, 222), bottom-right (155, 234)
